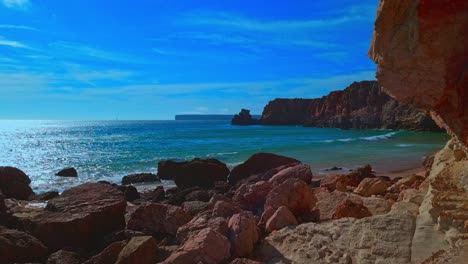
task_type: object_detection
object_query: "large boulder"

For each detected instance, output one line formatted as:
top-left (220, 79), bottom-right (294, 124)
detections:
top-left (232, 181), bottom-right (273, 212)
top-left (121, 173), bottom-right (159, 185)
top-left (31, 182), bottom-right (126, 250)
top-left (83, 241), bottom-right (127, 264)
top-left (164, 228), bottom-right (231, 264)
top-left (126, 203), bottom-right (192, 236)
top-left (47, 250), bottom-right (81, 264)
top-left (115, 236), bottom-right (158, 264)
top-left (176, 213), bottom-right (229, 243)
top-left (354, 177), bottom-right (390, 197)
top-left (158, 158), bottom-right (229, 189)
top-left (264, 179), bottom-right (317, 222)
top-left (0, 226), bottom-right (48, 264)
top-left (0, 166), bottom-right (34, 200)
top-left (228, 153), bottom-right (300, 185)
top-left (333, 199), bottom-right (372, 219)
top-left (55, 167), bottom-right (78, 177)
top-left (228, 212), bottom-right (260, 257)
top-left (267, 163), bottom-right (313, 186)
top-left (265, 206), bottom-right (298, 233)
top-left (212, 200), bottom-right (241, 218)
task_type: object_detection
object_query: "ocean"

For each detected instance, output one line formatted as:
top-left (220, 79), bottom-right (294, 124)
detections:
top-left (0, 120), bottom-right (448, 193)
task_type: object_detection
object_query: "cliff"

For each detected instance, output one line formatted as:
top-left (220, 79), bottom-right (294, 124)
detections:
top-left (235, 81), bottom-right (443, 132)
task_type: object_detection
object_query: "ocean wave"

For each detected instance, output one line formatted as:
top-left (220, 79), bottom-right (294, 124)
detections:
top-left (206, 151), bottom-right (238, 157)
top-left (396, 143), bottom-right (414, 147)
top-left (359, 132), bottom-right (398, 141)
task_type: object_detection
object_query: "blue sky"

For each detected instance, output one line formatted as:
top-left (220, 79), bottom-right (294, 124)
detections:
top-left (0, 0), bottom-right (379, 120)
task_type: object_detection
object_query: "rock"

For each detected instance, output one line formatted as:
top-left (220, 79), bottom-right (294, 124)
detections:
top-left (121, 173), bottom-right (159, 185)
top-left (127, 203), bottom-right (192, 236)
top-left (230, 258), bottom-right (264, 264)
top-left (398, 188), bottom-right (424, 205)
top-left (166, 187), bottom-right (200, 206)
top-left (165, 228), bottom-right (231, 264)
top-left (314, 188), bottom-right (363, 220)
top-left (33, 191), bottom-right (60, 201)
top-left (267, 163), bottom-right (313, 186)
top-left (229, 153), bottom-right (300, 185)
top-left (102, 230), bottom-right (146, 246)
top-left (232, 109), bottom-right (261, 125)
top-left (117, 185), bottom-right (140, 202)
top-left (177, 213), bottom-right (229, 243)
top-left (333, 199), bottom-right (372, 219)
top-left (362, 196), bottom-right (393, 216)
top-left (212, 200), bottom-right (241, 218)
top-left (354, 177), bottom-right (390, 197)
top-left (115, 236), bottom-right (158, 264)
top-left (0, 226), bottom-right (48, 264)
top-left (213, 181), bottom-right (233, 193)
top-left (232, 181), bottom-right (273, 212)
top-left (265, 206), bottom-right (298, 233)
top-left (209, 194), bottom-right (232, 206)
top-left (369, 0), bottom-right (467, 150)
top-left (158, 158), bottom-right (229, 189)
top-left (228, 212), bottom-right (260, 257)
top-left (325, 166), bottom-right (342, 171)
top-left (140, 186), bottom-right (165, 202)
top-left (257, 81), bottom-right (441, 131)
top-left (264, 179), bottom-right (317, 222)
top-left (394, 174), bottom-right (424, 190)
top-left (319, 174), bottom-right (346, 192)
top-left (55, 167), bottom-right (78, 177)
top-left (32, 182), bottom-right (126, 250)
top-left (0, 166), bottom-right (34, 200)
top-left (258, 212), bottom-right (416, 264)
top-left (185, 190), bottom-right (211, 202)
top-left (47, 250), bottom-right (80, 264)
top-left (182, 201), bottom-right (209, 215)
top-left (83, 241), bottom-right (127, 264)
top-left (390, 201), bottom-right (420, 217)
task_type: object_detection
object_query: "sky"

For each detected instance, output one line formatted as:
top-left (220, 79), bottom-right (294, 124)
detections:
top-left (0, 0), bottom-right (379, 120)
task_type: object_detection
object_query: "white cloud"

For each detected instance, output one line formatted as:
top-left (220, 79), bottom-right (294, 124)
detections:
top-left (2, 0), bottom-right (31, 10)
top-left (0, 24), bottom-right (38, 31)
top-left (0, 36), bottom-right (28, 48)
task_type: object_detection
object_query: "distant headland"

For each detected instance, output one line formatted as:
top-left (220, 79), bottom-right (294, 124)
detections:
top-left (175, 114), bottom-right (260, 121)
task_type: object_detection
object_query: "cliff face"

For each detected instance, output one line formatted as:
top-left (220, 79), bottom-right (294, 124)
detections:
top-left (260, 81), bottom-right (442, 131)
top-left (368, 0), bottom-right (467, 151)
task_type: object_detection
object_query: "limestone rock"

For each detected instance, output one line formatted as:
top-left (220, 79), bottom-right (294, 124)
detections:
top-left (265, 206), bottom-right (298, 233)
top-left (333, 199), bottom-right (372, 219)
top-left (354, 177), bottom-right (390, 197)
top-left (47, 250), bottom-right (80, 264)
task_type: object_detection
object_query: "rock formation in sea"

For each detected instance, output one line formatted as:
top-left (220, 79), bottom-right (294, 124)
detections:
top-left (233, 80), bottom-right (443, 132)
top-left (231, 109), bottom-right (261, 126)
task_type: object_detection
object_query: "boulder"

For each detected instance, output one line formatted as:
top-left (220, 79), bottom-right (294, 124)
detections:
top-left (121, 173), bottom-right (159, 185)
top-left (267, 163), bottom-right (313, 186)
top-left (264, 179), bottom-right (317, 222)
top-left (177, 213), bottom-right (229, 243)
top-left (140, 186), bottom-right (165, 202)
top-left (83, 241), bottom-right (127, 264)
top-left (230, 258), bottom-right (264, 264)
top-left (228, 212), bottom-right (260, 257)
top-left (166, 187), bottom-right (200, 206)
top-left (314, 188), bottom-right (362, 220)
top-left (55, 167), bottom-right (78, 177)
top-left (34, 191), bottom-right (60, 201)
top-left (232, 181), bottom-right (273, 212)
top-left (185, 190), bottom-right (211, 202)
top-left (265, 206), bottom-right (298, 233)
top-left (362, 196), bottom-right (393, 216)
top-left (165, 228), bottom-right (231, 264)
top-left (117, 185), bottom-right (140, 202)
top-left (182, 201), bottom-right (209, 215)
top-left (333, 199), bottom-right (372, 219)
top-left (158, 158), bottom-right (229, 189)
top-left (127, 203), bottom-right (192, 236)
top-left (47, 250), bottom-right (80, 264)
top-left (398, 188), bottom-right (424, 205)
top-left (212, 200), bottom-right (241, 218)
top-left (115, 236), bottom-right (158, 264)
top-left (31, 182), bottom-right (126, 250)
top-left (0, 166), bottom-right (34, 200)
top-left (354, 178), bottom-right (390, 197)
top-left (228, 153), bottom-right (300, 185)
top-left (0, 226), bottom-right (48, 264)
top-left (319, 174), bottom-right (347, 192)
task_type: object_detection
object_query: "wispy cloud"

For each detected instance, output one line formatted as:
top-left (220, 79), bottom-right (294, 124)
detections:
top-left (0, 36), bottom-right (28, 48)
top-left (1, 0), bottom-right (31, 10)
top-left (0, 24), bottom-right (39, 31)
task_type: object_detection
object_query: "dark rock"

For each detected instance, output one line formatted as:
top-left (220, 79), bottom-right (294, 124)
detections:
top-left (325, 166), bottom-right (342, 171)
top-left (34, 191), bottom-right (60, 201)
top-left (55, 167), bottom-right (78, 177)
top-left (84, 241), bottom-right (127, 264)
top-left (0, 226), bottom-right (48, 264)
top-left (182, 201), bottom-right (209, 215)
top-left (228, 153), bottom-right (300, 185)
top-left (47, 250), bottom-right (80, 264)
top-left (185, 190), bottom-right (211, 202)
top-left (120, 185), bottom-right (140, 202)
top-left (158, 158), bottom-right (229, 189)
top-left (0, 166), bottom-right (34, 200)
top-left (140, 186), bottom-right (165, 202)
top-left (231, 109), bottom-right (261, 125)
top-left (121, 173), bottom-right (159, 185)
top-left (115, 236), bottom-right (158, 264)
top-left (102, 230), bottom-right (146, 246)
top-left (167, 187), bottom-right (201, 206)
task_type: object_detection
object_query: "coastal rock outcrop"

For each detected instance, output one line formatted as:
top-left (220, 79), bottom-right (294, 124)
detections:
top-left (121, 173), bottom-right (159, 185)
top-left (234, 81), bottom-right (442, 131)
top-left (55, 167), bottom-right (78, 177)
top-left (157, 158), bottom-right (230, 189)
top-left (232, 109), bottom-right (260, 125)
top-left (0, 226), bottom-right (48, 264)
top-left (0, 166), bottom-right (34, 200)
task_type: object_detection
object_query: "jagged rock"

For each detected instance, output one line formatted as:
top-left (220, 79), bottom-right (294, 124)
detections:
top-left (182, 201), bottom-right (209, 215)
top-left (121, 173), bottom-right (159, 185)
top-left (185, 190), bottom-right (211, 202)
top-left (117, 185), bottom-right (140, 202)
top-left (212, 200), bottom-right (241, 218)
top-left (228, 212), bottom-right (260, 257)
top-left (165, 228), bottom-right (231, 264)
top-left (0, 166), bottom-right (34, 200)
top-left (115, 236), bottom-right (158, 264)
top-left (267, 163), bottom-right (313, 186)
top-left (140, 186), bottom-right (165, 202)
top-left (47, 250), bottom-right (80, 264)
top-left (158, 158), bottom-right (229, 189)
top-left (0, 226), bottom-right (48, 264)
top-left (31, 183), bottom-right (126, 250)
top-left (232, 181), bottom-right (273, 212)
top-left (55, 167), bottom-right (78, 177)
top-left (265, 206), bottom-right (298, 233)
top-left (232, 109), bottom-right (261, 125)
top-left (176, 213), bottom-right (228, 243)
top-left (230, 258), bottom-right (264, 264)
top-left (333, 199), bottom-right (372, 219)
top-left (127, 203), bottom-right (192, 236)
top-left (229, 153), bottom-right (300, 185)
top-left (84, 241), bottom-right (127, 264)
top-left (354, 177), bottom-right (390, 197)
top-left (33, 191), bottom-right (60, 201)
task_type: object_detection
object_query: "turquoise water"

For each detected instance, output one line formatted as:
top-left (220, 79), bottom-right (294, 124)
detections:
top-left (0, 120), bottom-right (448, 192)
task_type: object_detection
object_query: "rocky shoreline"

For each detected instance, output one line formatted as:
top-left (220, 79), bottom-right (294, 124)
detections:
top-left (0, 151), bottom-right (450, 264)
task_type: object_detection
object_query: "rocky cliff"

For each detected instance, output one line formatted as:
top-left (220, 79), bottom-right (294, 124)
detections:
top-left (235, 81), bottom-right (443, 132)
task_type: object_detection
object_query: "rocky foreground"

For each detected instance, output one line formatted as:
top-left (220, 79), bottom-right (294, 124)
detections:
top-left (232, 81), bottom-right (442, 132)
top-left (1, 147), bottom-right (466, 263)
